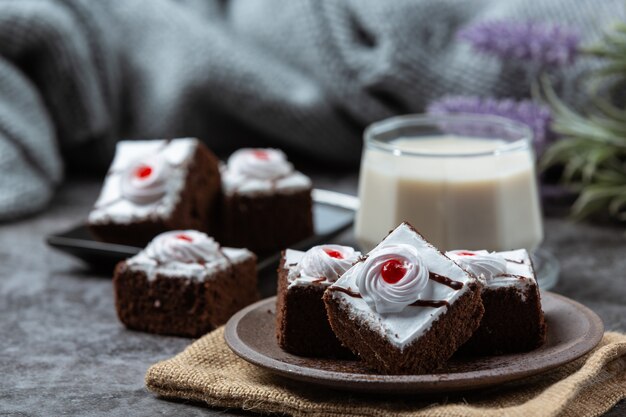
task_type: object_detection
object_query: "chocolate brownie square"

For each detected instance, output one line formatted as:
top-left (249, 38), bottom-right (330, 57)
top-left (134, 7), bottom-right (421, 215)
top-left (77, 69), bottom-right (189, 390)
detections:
top-left (324, 222), bottom-right (484, 374)
top-left (447, 249), bottom-right (546, 355)
top-left (113, 230), bottom-right (258, 337)
top-left (219, 148), bottom-right (313, 254)
top-left (275, 246), bottom-right (360, 358)
top-left (89, 138), bottom-right (220, 247)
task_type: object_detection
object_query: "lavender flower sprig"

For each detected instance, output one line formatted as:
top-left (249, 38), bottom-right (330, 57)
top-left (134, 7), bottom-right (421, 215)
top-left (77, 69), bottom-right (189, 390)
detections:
top-left (458, 21), bottom-right (580, 68)
top-left (427, 95), bottom-right (553, 154)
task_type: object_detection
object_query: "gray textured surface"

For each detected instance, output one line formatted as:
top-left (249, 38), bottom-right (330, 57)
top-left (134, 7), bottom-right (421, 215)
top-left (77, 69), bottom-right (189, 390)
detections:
top-left (1, 177), bottom-right (625, 417)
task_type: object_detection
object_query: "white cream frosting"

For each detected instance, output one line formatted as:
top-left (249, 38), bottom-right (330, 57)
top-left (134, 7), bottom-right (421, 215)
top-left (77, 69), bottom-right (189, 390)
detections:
top-left (221, 148), bottom-right (312, 196)
top-left (446, 249), bottom-right (537, 300)
top-left (120, 154), bottom-right (172, 205)
top-left (327, 223), bottom-right (476, 350)
top-left (285, 245), bottom-right (360, 288)
top-left (126, 230), bottom-right (253, 281)
top-left (89, 138), bottom-right (198, 224)
top-left (445, 250), bottom-right (507, 280)
top-left (227, 148), bottom-right (292, 180)
top-left (357, 244), bottom-right (430, 314)
top-left (143, 230), bottom-right (220, 263)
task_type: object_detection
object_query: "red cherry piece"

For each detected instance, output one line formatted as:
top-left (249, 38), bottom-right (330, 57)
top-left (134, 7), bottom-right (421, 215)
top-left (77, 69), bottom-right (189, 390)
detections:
top-left (175, 234), bottom-right (193, 242)
top-left (323, 248), bottom-right (344, 259)
top-left (252, 150), bottom-right (270, 160)
top-left (457, 251), bottom-right (476, 256)
top-left (134, 164), bottom-right (153, 179)
top-left (381, 259), bottom-right (407, 284)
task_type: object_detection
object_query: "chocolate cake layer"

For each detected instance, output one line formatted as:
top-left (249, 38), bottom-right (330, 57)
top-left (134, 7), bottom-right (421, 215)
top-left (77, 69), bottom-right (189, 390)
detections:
top-left (460, 285), bottom-right (546, 355)
top-left (113, 256), bottom-right (258, 338)
top-left (275, 255), bottom-right (353, 359)
top-left (324, 282), bottom-right (484, 374)
top-left (220, 188), bottom-right (313, 254)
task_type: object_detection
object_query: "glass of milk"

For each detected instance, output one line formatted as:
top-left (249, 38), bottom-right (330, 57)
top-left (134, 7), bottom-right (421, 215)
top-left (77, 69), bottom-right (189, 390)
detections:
top-left (355, 114), bottom-right (543, 253)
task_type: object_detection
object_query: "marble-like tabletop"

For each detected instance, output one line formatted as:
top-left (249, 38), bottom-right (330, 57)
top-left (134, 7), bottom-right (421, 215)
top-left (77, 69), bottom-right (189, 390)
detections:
top-left (1, 177), bottom-right (625, 416)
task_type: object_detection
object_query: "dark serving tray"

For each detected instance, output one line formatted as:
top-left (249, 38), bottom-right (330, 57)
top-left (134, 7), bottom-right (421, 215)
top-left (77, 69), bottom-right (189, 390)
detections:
top-left (46, 189), bottom-right (358, 275)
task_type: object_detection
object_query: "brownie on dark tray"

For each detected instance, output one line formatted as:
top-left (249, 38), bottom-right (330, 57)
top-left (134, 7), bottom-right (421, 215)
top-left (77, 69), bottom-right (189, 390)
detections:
top-left (113, 230), bottom-right (258, 338)
top-left (219, 148), bottom-right (313, 254)
top-left (89, 138), bottom-right (220, 247)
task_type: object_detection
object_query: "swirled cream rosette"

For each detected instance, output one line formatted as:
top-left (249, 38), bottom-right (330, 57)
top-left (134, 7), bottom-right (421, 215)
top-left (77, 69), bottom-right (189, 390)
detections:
top-left (356, 244), bottom-right (430, 314)
top-left (226, 148), bottom-right (292, 180)
top-left (120, 154), bottom-right (172, 205)
top-left (298, 245), bottom-right (360, 282)
top-left (446, 250), bottom-right (507, 280)
top-left (145, 230), bottom-right (220, 264)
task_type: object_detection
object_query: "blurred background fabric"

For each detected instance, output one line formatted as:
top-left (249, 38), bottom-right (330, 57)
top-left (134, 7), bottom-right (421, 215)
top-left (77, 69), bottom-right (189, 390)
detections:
top-left (0, 0), bottom-right (623, 221)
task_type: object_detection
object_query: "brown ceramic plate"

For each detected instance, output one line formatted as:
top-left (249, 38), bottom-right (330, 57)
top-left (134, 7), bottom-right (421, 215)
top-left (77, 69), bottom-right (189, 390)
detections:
top-left (224, 292), bottom-right (604, 394)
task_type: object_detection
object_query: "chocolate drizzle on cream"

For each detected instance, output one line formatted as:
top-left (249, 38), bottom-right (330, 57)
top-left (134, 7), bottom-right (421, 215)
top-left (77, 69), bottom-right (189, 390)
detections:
top-left (328, 245), bottom-right (465, 313)
top-left (409, 299), bottom-right (450, 308)
top-left (497, 273), bottom-right (524, 279)
top-left (217, 247), bottom-right (234, 268)
top-left (356, 255), bottom-right (369, 263)
top-left (504, 258), bottom-right (525, 265)
top-left (429, 273), bottom-right (464, 290)
top-left (328, 287), bottom-right (362, 298)
top-left (328, 287), bottom-right (450, 309)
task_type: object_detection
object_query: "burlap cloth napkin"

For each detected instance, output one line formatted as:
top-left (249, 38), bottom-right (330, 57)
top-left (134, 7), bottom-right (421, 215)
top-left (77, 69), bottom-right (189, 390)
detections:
top-left (146, 328), bottom-right (626, 417)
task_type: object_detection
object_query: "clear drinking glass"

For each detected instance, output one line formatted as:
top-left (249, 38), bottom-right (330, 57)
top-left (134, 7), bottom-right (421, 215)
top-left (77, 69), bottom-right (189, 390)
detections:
top-left (355, 114), bottom-right (544, 254)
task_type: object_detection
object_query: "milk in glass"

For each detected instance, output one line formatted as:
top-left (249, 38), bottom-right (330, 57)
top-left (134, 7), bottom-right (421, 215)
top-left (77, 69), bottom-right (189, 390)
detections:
top-left (355, 136), bottom-right (543, 252)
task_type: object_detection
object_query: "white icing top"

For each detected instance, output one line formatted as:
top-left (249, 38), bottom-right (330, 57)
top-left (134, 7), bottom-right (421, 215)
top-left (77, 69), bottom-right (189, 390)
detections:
top-left (221, 148), bottom-right (311, 196)
top-left (126, 230), bottom-right (253, 281)
top-left (446, 249), bottom-right (536, 296)
top-left (228, 148), bottom-right (292, 180)
top-left (357, 244), bottom-right (429, 314)
top-left (120, 154), bottom-right (171, 205)
top-left (327, 223), bottom-right (476, 350)
top-left (445, 250), bottom-right (507, 280)
top-left (144, 230), bottom-right (220, 264)
top-left (89, 138), bottom-right (198, 224)
top-left (285, 245), bottom-right (360, 288)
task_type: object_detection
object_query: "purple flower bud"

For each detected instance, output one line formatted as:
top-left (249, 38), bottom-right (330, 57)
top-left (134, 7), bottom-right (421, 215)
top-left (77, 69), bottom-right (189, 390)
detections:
top-left (458, 21), bottom-right (579, 67)
top-left (427, 95), bottom-right (553, 154)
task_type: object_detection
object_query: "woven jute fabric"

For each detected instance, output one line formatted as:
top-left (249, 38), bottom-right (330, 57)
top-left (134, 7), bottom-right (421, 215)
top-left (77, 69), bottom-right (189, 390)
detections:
top-left (146, 328), bottom-right (626, 417)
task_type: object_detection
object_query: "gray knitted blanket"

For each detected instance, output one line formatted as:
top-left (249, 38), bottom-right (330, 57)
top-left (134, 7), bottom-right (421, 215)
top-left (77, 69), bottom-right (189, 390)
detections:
top-left (0, 0), bottom-right (622, 220)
